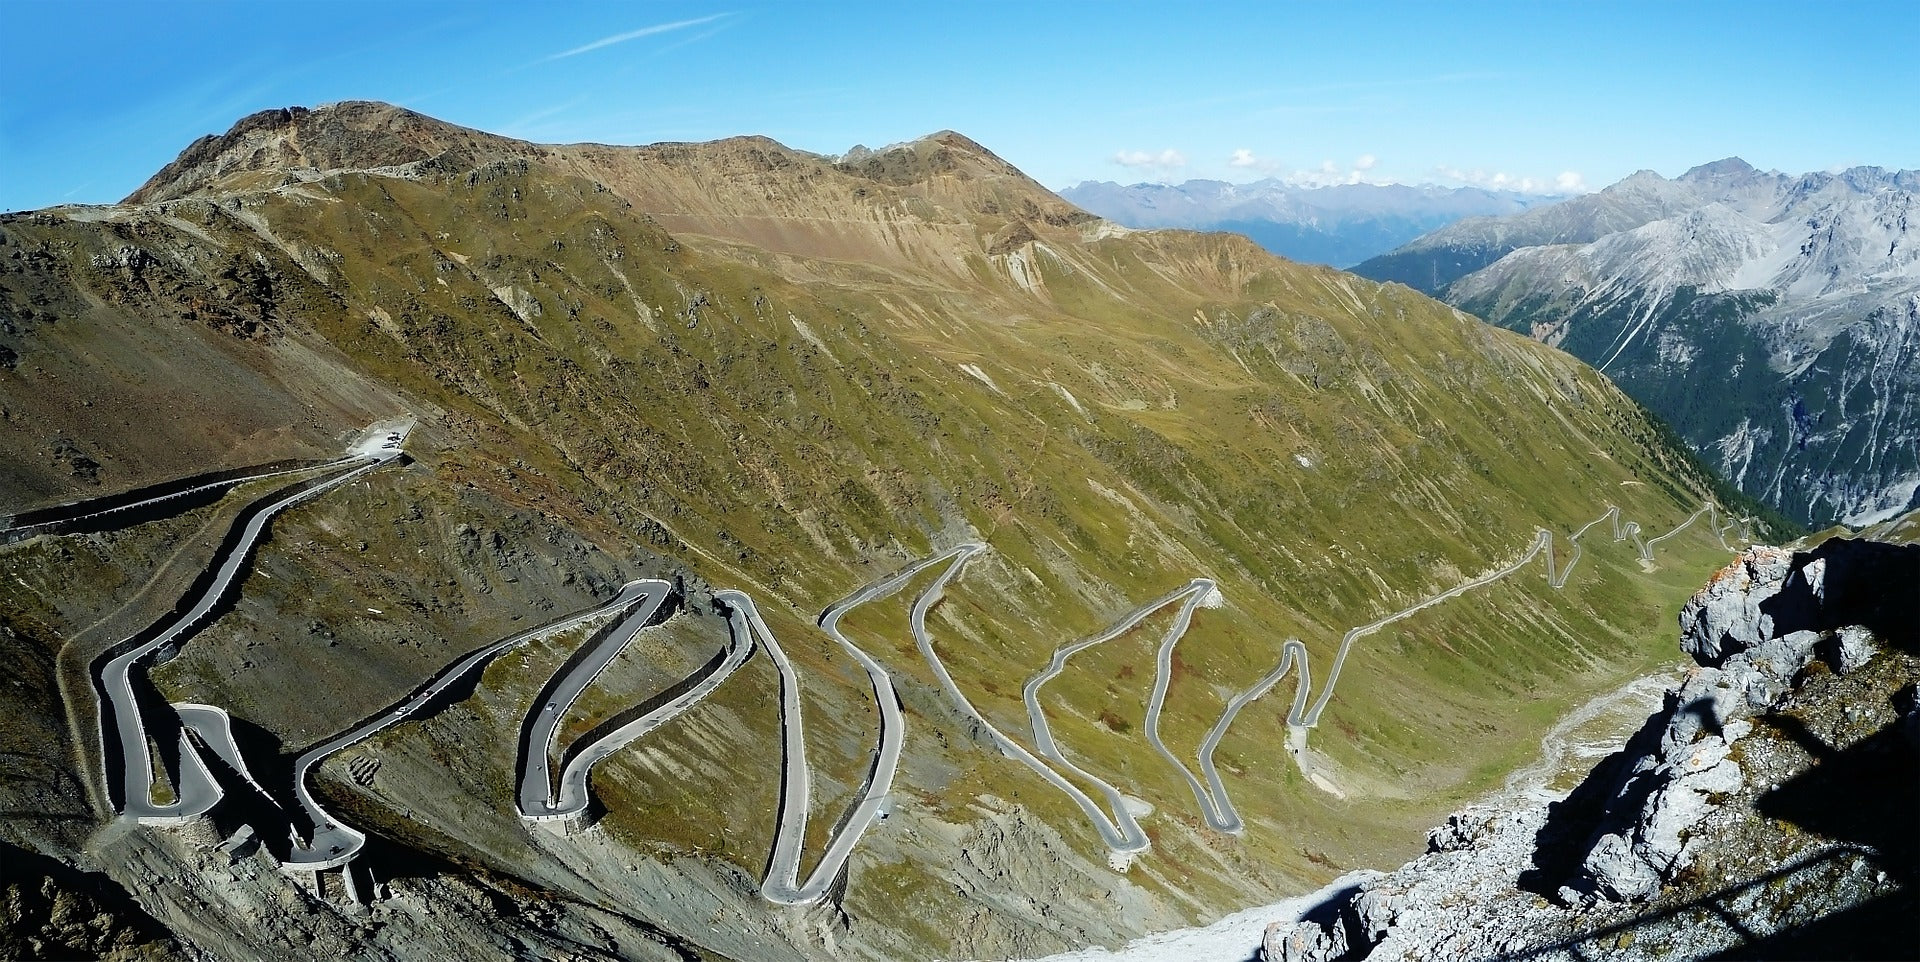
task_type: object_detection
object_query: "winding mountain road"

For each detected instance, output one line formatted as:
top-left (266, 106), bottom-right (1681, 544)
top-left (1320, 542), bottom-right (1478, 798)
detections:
top-left (2, 460), bottom-right (343, 546)
top-left (514, 580), bottom-right (674, 819)
top-left (901, 544), bottom-right (1160, 858)
top-left (64, 415), bottom-right (1750, 882)
top-left (1193, 501), bottom-right (1749, 812)
top-left (1009, 500), bottom-right (1747, 848)
top-left (1138, 580), bottom-right (1242, 831)
top-left (724, 543), bottom-right (979, 905)
top-left (1019, 581), bottom-right (1222, 849)
top-left (98, 451), bottom-right (400, 824)
top-left (172, 703), bottom-right (273, 801)
top-left (286, 580), bottom-right (663, 869)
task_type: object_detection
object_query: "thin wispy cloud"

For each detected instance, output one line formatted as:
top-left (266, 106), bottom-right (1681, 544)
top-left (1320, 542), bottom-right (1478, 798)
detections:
top-left (542, 14), bottom-right (730, 62)
top-left (652, 21), bottom-right (737, 59)
top-left (504, 97), bottom-right (590, 133)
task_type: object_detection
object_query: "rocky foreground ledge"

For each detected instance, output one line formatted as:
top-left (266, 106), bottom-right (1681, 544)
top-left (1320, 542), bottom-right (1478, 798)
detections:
top-left (1264, 535), bottom-right (1919, 961)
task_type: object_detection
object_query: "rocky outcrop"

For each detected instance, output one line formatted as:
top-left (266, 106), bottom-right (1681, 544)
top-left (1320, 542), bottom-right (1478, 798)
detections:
top-left (0, 840), bottom-right (186, 961)
top-left (1263, 534), bottom-right (1920, 961)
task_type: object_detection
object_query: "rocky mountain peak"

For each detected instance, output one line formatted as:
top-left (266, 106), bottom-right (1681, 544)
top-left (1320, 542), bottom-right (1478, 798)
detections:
top-left (834, 128), bottom-right (1043, 187)
top-left (1383, 154), bottom-right (1920, 528)
top-left (124, 100), bottom-right (533, 205)
top-left (1679, 156), bottom-right (1759, 182)
top-left (1605, 169), bottom-right (1672, 192)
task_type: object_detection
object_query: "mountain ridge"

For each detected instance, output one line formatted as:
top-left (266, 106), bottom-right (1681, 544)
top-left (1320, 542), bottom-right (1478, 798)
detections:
top-left (1368, 160), bottom-right (1919, 527)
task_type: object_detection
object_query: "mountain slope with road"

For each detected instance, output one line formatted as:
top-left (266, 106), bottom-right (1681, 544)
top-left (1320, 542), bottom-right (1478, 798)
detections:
top-left (1356, 159), bottom-right (1919, 528)
top-left (0, 102), bottom-right (1777, 961)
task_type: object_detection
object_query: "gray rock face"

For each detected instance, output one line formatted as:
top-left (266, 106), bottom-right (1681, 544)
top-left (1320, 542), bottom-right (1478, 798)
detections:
top-left (1677, 546), bottom-right (1794, 664)
top-left (1573, 544), bottom-right (1882, 904)
top-left (1262, 534), bottom-right (1920, 962)
top-left (1425, 810), bottom-right (1500, 854)
top-left (1262, 919), bottom-right (1345, 962)
top-left (1829, 624), bottom-right (1879, 674)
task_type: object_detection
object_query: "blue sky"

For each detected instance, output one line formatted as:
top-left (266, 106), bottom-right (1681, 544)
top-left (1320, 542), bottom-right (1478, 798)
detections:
top-left (3, 0), bottom-right (1914, 212)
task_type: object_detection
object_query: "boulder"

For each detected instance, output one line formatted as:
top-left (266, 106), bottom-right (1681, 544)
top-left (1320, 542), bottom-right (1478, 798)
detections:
top-left (1262, 918), bottom-right (1345, 962)
top-left (1825, 625), bottom-right (1878, 674)
top-left (1678, 547), bottom-right (1793, 665)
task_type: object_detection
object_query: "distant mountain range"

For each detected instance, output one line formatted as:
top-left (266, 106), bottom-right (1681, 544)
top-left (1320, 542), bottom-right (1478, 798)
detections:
top-left (1355, 158), bottom-right (1920, 527)
top-left (1058, 179), bottom-right (1563, 267)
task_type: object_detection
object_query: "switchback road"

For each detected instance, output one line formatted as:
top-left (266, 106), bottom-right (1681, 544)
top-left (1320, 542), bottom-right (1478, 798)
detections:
top-left (286, 579), bottom-right (662, 869)
top-left (98, 452), bottom-right (399, 824)
top-left (730, 542), bottom-right (979, 905)
top-left (514, 581), bottom-right (674, 819)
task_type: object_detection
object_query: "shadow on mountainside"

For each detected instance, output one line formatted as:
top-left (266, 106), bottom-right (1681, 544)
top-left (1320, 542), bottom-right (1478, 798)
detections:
top-left (1710, 702), bottom-right (1919, 960)
top-left (1759, 538), bottom-right (1920, 654)
top-left (1498, 706), bottom-right (1919, 961)
top-left (0, 838), bottom-right (184, 960)
top-left (1514, 713), bottom-right (1666, 899)
top-left (1504, 538), bottom-right (1920, 958)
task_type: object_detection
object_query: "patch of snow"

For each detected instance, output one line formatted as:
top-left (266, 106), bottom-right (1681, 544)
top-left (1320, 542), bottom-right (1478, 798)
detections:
top-left (1049, 382), bottom-right (1088, 417)
top-left (958, 363), bottom-right (1003, 394)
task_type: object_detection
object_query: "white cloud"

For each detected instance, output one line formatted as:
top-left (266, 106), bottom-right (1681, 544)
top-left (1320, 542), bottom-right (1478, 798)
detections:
top-left (1272, 156), bottom-right (1389, 189)
top-left (1228, 148), bottom-right (1286, 172)
top-left (1114, 148), bottom-right (1188, 170)
top-left (543, 14), bottom-right (730, 61)
top-left (1434, 164), bottom-right (1577, 195)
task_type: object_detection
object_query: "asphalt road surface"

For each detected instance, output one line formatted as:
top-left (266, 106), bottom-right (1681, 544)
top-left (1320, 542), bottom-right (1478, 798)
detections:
top-left (100, 452), bottom-right (398, 824)
top-left (286, 580), bottom-right (662, 869)
top-left (515, 581), bottom-right (673, 818)
top-left (730, 544), bottom-right (979, 905)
